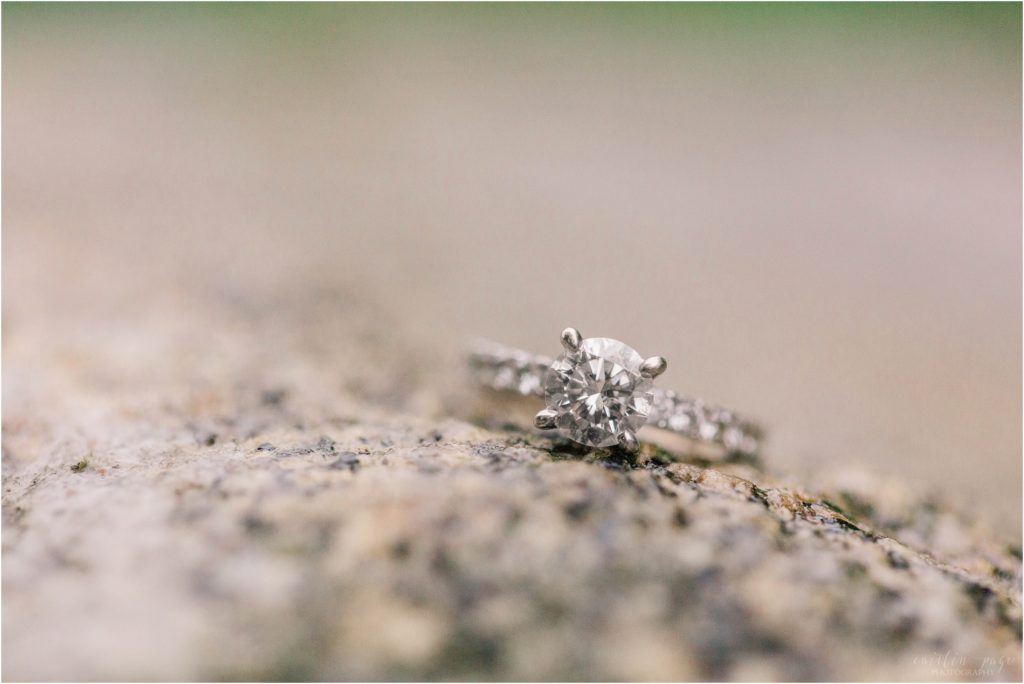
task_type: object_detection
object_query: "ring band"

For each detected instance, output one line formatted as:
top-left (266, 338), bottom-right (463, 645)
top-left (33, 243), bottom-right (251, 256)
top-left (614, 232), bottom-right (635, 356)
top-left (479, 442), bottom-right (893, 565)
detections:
top-left (468, 332), bottom-right (763, 456)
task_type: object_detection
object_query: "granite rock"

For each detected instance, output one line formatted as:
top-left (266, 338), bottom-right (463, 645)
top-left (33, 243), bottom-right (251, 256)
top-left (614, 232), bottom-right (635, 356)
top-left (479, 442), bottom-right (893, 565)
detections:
top-left (2, 290), bottom-right (1020, 681)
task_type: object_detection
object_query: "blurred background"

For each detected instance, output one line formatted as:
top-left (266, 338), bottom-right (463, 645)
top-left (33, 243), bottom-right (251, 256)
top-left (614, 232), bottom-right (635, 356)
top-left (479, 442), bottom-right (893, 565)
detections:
top-left (4, 3), bottom-right (1020, 535)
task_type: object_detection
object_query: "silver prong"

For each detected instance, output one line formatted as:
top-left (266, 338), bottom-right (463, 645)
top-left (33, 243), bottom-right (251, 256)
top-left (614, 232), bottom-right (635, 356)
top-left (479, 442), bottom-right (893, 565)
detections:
top-left (641, 356), bottom-right (667, 378)
top-left (618, 430), bottom-right (639, 454)
top-left (534, 408), bottom-right (559, 430)
top-left (560, 327), bottom-right (582, 351)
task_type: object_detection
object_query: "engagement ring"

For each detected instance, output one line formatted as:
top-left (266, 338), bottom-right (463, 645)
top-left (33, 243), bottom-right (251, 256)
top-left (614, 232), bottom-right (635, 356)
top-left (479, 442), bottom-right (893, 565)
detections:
top-left (469, 328), bottom-right (763, 456)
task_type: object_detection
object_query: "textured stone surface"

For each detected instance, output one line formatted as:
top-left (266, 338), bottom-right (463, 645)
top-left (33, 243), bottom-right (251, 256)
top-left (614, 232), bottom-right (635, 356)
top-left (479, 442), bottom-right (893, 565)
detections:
top-left (2, 288), bottom-right (1020, 682)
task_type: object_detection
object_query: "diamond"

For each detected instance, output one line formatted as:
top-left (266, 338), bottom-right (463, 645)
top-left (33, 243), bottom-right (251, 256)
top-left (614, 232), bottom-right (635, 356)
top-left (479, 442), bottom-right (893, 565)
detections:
top-left (542, 337), bottom-right (653, 447)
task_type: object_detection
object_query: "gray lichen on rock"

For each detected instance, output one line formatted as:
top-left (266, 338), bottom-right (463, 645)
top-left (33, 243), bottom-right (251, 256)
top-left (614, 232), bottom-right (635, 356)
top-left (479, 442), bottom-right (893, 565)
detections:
top-left (2, 290), bottom-right (1020, 681)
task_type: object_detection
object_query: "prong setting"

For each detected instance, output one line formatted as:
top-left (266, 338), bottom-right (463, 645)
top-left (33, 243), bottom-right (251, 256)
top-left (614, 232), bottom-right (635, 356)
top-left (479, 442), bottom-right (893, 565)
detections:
top-left (560, 327), bottom-right (582, 352)
top-left (641, 356), bottom-right (668, 378)
top-left (618, 430), bottom-right (639, 454)
top-left (534, 408), bottom-right (559, 430)
top-left (542, 336), bottom-right (653, 448)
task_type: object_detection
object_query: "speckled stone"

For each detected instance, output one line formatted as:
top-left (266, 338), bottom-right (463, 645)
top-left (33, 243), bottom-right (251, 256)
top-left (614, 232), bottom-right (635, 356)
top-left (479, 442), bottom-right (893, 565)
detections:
top-left (2, 289), bottom-right (1020, 681)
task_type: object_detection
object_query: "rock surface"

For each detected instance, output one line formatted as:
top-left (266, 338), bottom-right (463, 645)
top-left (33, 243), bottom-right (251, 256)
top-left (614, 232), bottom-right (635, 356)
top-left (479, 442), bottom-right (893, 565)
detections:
top-left (2, 289), bottom-right (1021, 681)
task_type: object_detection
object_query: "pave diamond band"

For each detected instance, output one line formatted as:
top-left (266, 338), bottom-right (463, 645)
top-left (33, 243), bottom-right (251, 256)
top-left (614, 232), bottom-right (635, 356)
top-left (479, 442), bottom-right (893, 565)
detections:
top-left (468, 335), bottom-right (763, 456)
